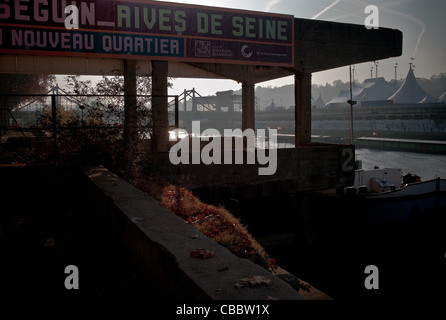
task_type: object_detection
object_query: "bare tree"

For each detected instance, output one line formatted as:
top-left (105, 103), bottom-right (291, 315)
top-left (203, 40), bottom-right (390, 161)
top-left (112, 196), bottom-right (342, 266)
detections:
top-left (61, 70), bottom-right (173, 176)
top-left (0, 74), bottom-right (55, 127)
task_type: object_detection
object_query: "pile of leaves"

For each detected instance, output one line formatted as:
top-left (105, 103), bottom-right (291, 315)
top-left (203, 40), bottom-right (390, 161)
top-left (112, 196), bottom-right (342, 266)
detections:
top-left (131, 173), bottom-right (271, 268)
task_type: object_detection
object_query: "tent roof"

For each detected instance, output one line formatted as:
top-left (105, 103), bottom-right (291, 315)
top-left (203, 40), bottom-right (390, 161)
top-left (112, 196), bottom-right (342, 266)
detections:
top-left (360, 77), bottom-right (397, 101)
top-left (312, 93), bottom-right (326, 108)
top-left (325, 86), bottom-right (364, 106)
top-left (388, 66), bottom-right (438, 104)
top-left (324, 77), bottom-right (397, 108)
top-left (439, 91), bottom-right (446, 103)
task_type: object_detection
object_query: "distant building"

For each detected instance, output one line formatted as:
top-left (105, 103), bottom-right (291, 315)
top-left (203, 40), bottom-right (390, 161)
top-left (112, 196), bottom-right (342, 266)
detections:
top-left (323, 86), bottom-right (363, 109)
top-left (312, 93), bottom-right (326, 109)
top-left (360, 77), bottom-right (397, 102)
top-left (323, 77), bottom-right (397, 109)
top-left (388, 65), bottom-right (439, 104)
top-left (323, 65), bottom-right (443, 108)
top-left (439, 91), bottom-right (446, 103)
top-left (265, 99), bottom-right (286, 111)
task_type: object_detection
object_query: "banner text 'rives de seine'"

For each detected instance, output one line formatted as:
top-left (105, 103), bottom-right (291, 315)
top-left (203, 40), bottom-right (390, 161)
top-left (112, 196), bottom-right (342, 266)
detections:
top-left (0, 0), bottom-right (294, 66)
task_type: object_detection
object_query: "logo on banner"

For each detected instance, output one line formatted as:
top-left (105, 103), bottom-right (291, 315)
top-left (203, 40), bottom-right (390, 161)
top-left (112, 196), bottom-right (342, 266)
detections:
top-left (241, 45), bottom-right (253, 59)
top-left (195, 40), bottom-right (212, 58)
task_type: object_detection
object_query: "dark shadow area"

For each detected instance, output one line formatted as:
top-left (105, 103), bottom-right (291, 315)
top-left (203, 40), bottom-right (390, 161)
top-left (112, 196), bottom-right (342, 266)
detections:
top-left (0, 166), bottom-right (157, 302)
top-left (195, 188), bottom-right (446, 301)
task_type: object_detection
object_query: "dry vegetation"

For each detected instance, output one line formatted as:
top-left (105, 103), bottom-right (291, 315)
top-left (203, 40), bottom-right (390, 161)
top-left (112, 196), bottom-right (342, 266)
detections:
top-left (130, 172), bottom-right (272, 269)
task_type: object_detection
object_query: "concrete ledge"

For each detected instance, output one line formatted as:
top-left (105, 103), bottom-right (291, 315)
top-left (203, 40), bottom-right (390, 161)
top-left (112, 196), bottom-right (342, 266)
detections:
top-left (82, 166), bottom-right (304, 300)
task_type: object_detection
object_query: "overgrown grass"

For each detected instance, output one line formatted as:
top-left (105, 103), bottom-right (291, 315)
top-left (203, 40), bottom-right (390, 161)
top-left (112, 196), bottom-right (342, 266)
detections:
top-left (131, 173), bottom-right (271, 268)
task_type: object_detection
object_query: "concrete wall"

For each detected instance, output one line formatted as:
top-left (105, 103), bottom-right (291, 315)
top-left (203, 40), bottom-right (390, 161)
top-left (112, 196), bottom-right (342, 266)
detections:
top-left (152, 145), bottom-right (355, 198)
top-left (0, 165), bottom-right (304, 300)
top-left (83, 166), bottom-right (304, 300)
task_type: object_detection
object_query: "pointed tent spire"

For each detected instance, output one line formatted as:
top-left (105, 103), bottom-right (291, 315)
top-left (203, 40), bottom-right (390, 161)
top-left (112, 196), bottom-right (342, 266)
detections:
top-left (388, 64), bottom-right (438, 104)
top-left (265, 99), bottom-right (278, 111)
top-left (312, 93), bottom-right (326, 108)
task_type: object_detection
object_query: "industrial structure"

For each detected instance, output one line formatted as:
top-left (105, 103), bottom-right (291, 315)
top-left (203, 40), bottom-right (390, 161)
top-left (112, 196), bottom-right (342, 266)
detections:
top-left (0, 0), bottom-right (411, 302)
top-left (0, 1), bottom-right (403, 194)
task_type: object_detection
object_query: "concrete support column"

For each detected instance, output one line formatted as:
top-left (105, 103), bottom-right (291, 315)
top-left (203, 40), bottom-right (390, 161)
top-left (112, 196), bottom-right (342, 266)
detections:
top-left (242, 82), bottom-right (255, 132)
top-left (123, 59), bottom-right (138, 148)
top-left (0, 108), bottom-right (9, 127)
top-left (242, 66), bottom-right (255, 132)
top-left (295, 72), bottom-right (312, 146)
top-left (151, 60), bottom-right (169, 153)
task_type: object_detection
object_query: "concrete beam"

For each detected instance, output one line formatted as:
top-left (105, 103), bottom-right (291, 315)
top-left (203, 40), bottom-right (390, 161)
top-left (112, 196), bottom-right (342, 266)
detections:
top-left (185, 62), bottom-right (292, 83)
top-left (0, 20), bottom-right (402, 82)
top-left (293, 19), bottom-right (403, 73)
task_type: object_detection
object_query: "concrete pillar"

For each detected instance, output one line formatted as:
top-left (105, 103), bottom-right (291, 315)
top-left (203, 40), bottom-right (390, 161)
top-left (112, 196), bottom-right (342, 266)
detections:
top-left (295, 72), bottom-right (312, 146)
top-left (242, 82), bottom-right (255, 132)
top-left (0, 107), bottom-right (9, 142)
top-left (151, 60), bottom-right (169, 153)
top-left (241, 66), bottom-right (255, 132)
top-left (0, 107), bottom-right (9, 127)
top-left (123, 59), bottom-right (138, 148)
top-left (242, 66), bottom-right (255, 132)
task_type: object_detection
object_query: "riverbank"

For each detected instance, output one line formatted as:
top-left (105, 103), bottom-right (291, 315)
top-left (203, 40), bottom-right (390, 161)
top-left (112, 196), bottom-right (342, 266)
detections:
top-left (356, 137), bottom-right (446, 155)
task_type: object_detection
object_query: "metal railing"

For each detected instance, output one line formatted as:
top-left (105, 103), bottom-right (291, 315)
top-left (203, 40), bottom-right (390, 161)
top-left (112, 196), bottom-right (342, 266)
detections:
top-left (0, 93), bottom-right (179, 142)
top-left (0, 93), bottom-right (179, 164)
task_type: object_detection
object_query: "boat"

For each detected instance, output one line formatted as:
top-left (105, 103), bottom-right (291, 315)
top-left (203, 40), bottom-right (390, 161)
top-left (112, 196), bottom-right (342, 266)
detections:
top-left (345, 167), bottom-right (446, 223)
top-left (317, 166), bottom-right (446, 223)
top-left (358, 177), bottom-right (446, 223)
top-left (350, 167), bottom-right (404, 194)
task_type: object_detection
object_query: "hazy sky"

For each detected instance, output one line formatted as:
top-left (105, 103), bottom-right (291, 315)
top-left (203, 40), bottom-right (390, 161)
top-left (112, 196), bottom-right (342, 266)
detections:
top-left (162, 0), bottom-right (446, 96)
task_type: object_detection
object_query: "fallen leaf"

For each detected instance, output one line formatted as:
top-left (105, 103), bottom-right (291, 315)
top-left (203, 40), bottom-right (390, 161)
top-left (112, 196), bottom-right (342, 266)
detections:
top-left (234, 281), bottom-right (244, 289)
top-left (218, 266), bottom-right (229, 272)
top-left (131, 217), bottom-right (145, 223)
top-left (190, 249), bottom-right (216, 259)
top-left (298, 279), bottom-right (311, 291)
top-left (43, 236), bottom-right (56, 247)
top-left (235, 275), bottom-right (271, 288)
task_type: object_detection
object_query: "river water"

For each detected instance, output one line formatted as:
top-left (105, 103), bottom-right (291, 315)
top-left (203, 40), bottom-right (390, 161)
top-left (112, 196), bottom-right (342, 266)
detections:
top-left (356, 148), bottom-right (446, 181)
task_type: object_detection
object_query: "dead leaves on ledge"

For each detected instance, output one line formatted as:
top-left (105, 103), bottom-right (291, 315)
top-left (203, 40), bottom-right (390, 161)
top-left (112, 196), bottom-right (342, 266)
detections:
top-left (234, 276), bottom-right (272, 289)
top-left (190, 248), bottom-right (216, 259)
top-left (190, 249), bottom-right (273, 292)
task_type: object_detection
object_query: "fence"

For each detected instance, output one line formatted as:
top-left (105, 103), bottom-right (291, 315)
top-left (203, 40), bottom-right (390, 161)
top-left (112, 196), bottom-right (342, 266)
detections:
top-left (0, 93), bottom-right (179, 162)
